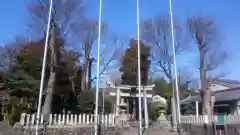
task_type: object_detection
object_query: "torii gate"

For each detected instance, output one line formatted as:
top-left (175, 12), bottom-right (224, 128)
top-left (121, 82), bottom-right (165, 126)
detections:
top-left (107, 82), bottom-right (155, 128)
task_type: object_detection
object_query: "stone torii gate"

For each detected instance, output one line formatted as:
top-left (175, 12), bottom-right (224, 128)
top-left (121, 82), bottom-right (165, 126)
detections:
top-left (107, 82), bottom-right (155, 128)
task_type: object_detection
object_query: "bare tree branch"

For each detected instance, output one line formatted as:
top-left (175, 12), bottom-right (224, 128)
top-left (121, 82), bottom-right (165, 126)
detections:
top-left (0, 40), bottom-right (23, 70)
top-left (91, 36), bottom-right (127, 82)
top-left (141, 15), bottom-right (188, 81)
top-left (70, 18), bottom-right (108, 90)
top-left (188, 16), bottom-right (228, 78)
top-left (26, 0), bottom-right (84, 39)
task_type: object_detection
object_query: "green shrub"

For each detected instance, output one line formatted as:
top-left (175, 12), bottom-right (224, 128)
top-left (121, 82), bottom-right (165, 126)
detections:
top-left (149, 104), bottom-right (159, 121)
top-left (8, 107), bottom-right (21, 126)
top-left (3, 112), bottom-right (9, 122)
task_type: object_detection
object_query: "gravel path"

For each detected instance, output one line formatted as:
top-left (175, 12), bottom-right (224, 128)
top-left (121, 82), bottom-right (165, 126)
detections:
top-left (0, 122), bottom-right (16, 135)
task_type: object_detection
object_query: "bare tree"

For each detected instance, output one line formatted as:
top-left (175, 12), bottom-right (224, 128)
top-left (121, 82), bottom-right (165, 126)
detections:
top-left (187, 16), bottom-right (228, 135)
top-left (71, 18), bottom-right (126, 90)
top-left (141, 16), bottom-right (187, 81)
top-left (88, 35), bottom-right (126, 89)
top-left (0, 45), bottom-right (17, 70)
top-left (0, 37), bottom-right (25, 70)
top-left (26, 0), bottom-right (84, 40)
top-left (93, 35), bottom-right (127, 82)
top-left (70, 19), bottom-right (105, 91)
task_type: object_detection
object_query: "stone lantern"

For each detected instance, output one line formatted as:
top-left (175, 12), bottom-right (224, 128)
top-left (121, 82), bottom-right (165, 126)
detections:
top-left (152, 95), bottom-right (167, 120)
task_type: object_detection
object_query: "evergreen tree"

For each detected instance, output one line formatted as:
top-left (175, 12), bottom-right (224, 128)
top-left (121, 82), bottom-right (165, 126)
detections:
top-left (119, 39), bottom-right (150, 120)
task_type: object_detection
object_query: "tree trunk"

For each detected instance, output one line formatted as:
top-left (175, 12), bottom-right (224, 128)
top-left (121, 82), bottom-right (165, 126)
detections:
top-left (81, 42), bottom-right (91, 91)
top-left (81, 63), bottom-right (86, 91)
top-left (211, 95), bottom-right (215, 114)
top-left (42, 72), bottom-right (55, 121)
top-left (42, 23), bottom-right (58, 121)
top-left (87, 58), bottom-right (93, 90)
top-left (200, 49), bottom-right (212, 135)
top-left (70, 76), bottom-right (76, 94)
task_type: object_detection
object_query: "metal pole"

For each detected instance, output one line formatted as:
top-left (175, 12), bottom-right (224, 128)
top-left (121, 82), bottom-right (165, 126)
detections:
top-left (171, 89), bottom-right (177, 131)
top-left (143, 86), bottom-right (149, 128)
top-left (168, 0), bottom-right (181, 128)
top-left (102, 87), bottom-right (105, 135)
top-left (136, 0), bottom-right (142, 134)
top-left (94, 0), bottom-right (103, 134)
top-left (35, 0), bottom-right (53, 135)
top-left (171, 69), bottom-right (177, 131)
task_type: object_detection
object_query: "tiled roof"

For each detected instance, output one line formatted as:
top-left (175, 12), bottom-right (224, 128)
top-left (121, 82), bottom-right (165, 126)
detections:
top-left (217, 79), bottom-right (240, 85)
top-left (180, 88), bottom-right (240, 104)
top-left (212, 79), bottom-right (240, 87)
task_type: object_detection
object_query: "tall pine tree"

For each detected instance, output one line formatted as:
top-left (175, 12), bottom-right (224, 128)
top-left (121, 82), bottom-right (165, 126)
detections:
top-left (120, 39), bottom-right (150, 120)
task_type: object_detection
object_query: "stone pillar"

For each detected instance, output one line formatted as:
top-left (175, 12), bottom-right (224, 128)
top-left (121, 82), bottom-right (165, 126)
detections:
top-left (237, 100), bottom-right (240, 114)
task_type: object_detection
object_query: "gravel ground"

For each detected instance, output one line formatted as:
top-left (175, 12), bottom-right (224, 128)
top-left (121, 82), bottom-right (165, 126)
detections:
top-left (0, 122), bottom-right (16, 135)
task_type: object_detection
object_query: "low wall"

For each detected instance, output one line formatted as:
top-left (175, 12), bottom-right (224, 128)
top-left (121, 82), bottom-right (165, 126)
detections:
top-left (17, 113), bottom-right (124, 135)
top-left (13, 123), bottom-right (120, 135)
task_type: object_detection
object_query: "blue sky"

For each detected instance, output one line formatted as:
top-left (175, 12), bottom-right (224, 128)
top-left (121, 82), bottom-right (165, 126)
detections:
top-left (0, 0), bottom-right (240, 81)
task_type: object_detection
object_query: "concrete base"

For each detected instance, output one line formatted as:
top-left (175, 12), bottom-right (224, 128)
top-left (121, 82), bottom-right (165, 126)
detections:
top-left (171, 124), bottom-right (178, 132)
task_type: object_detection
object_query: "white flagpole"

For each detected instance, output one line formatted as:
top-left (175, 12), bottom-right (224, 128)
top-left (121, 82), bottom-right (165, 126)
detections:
top-left (94, 0), bottom-right (103, 135)
top-left (168, 0), bottom-right (181, 125)
top-left (136, 0), bottom-right (143, 134)
top-left (35, 0), bottom-right (53, 135)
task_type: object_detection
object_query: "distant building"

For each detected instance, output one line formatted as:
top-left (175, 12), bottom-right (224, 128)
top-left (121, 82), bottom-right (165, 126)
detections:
top-left (180, 79), bottom-right (240, 115)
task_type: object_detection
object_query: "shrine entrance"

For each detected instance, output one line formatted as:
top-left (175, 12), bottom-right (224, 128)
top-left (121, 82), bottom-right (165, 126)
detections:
top-left (107, 82), bottom-right (155, 128)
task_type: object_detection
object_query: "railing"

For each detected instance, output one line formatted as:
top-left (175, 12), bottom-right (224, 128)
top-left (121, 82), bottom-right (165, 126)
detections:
top-left (181, 115), bottom-right (240, 124)
top-left (20, 113), bottom-right (116, 127)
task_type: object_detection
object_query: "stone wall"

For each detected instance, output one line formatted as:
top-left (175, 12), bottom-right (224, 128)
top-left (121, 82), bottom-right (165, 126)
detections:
top-left (13, 123), bottom-right (120, 135)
